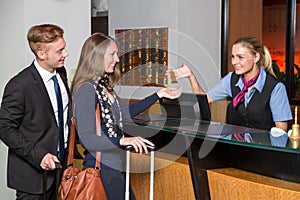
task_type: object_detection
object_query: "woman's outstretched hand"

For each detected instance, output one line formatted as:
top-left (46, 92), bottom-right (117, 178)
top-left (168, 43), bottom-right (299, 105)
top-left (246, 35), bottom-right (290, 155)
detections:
top-left (166, 64), bottom-right (194, 79)
top-left (157, 87), bottom-right (183, 99)
top-left (120, 136), bottom-right (154, 154)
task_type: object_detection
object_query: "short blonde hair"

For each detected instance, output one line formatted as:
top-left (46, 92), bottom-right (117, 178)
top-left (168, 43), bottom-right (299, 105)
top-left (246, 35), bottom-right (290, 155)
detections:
top-left (27, 24), bottom-right (64, 56)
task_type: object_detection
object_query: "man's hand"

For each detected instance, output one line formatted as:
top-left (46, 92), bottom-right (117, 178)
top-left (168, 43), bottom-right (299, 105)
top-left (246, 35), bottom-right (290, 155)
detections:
top-left (40, 153), bottom-right (60, 170)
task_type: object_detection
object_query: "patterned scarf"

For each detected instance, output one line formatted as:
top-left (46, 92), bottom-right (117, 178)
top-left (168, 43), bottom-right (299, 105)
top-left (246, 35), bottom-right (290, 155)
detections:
top-left (94, 74), bottom-right (123, 137)
top-left (233, 69), bottom-right (260, 108)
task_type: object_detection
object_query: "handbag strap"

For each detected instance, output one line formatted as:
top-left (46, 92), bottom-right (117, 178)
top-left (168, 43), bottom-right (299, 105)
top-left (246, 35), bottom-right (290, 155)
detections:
top-left (95, 103), bottom-right (101, 169)
top-left (66, 117), bottom-right (76, 166)
top-left (67, 103), bottom-right (102, 169)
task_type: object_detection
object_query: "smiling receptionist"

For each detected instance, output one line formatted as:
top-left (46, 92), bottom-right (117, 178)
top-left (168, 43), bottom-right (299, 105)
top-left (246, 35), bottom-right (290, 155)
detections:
top-left (168, 36), bottom-right (292, 132)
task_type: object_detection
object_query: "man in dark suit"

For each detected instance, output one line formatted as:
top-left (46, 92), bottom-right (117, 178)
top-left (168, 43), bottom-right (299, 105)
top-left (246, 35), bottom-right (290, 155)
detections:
top-left (0, 24), bottom-right (71, 199)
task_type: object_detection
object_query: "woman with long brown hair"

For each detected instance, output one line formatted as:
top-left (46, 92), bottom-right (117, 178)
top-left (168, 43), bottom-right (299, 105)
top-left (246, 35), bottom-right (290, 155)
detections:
top-left (71, 32), bottom-right (182, 199)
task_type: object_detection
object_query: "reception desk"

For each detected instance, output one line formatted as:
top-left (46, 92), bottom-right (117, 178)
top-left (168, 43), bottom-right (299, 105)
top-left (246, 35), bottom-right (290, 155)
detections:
top-left (123, 115), bottom-right (300, 200)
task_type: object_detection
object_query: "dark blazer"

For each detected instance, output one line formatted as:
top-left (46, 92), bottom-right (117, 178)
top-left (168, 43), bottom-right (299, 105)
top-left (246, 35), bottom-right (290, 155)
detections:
top-left (0, 62), bottom-right (71, 194)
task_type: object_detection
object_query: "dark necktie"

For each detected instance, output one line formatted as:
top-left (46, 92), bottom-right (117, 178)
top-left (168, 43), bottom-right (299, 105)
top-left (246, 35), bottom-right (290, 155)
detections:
top-left (52, 75), bottom-right (65, 160)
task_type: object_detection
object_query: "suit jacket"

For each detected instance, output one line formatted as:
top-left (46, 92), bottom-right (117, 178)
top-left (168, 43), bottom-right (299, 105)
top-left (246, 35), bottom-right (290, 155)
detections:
top-left (0, 62), bottom-right (72, 194)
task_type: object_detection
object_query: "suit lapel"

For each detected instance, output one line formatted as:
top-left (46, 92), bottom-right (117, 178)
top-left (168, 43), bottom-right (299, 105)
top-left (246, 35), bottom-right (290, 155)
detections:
top-left (29, 63), bottom-right (56, 122)
top-left (57, 67), bottom-right (72, 126)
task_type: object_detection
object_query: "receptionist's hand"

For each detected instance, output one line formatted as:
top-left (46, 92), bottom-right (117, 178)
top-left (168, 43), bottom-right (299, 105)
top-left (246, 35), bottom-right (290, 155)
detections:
top-left (166, 64), bottom-right (194, 79)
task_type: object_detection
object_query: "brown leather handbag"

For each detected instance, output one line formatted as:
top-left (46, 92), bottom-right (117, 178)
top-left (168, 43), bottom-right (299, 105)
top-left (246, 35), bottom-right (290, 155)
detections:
top-left (58, 104), bottom-right (107, 200)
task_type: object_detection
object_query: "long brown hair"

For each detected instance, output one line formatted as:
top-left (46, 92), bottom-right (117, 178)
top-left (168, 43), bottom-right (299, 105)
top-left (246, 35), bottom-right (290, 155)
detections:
top-left (233, 36), bottom-right (276, 77)
top-left (71, 33), bottom-right (121, 94)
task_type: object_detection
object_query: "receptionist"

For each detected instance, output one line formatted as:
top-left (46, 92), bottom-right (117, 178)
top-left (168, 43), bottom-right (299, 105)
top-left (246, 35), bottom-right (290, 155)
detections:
top-left (167, 36), bottom-right (292, 132)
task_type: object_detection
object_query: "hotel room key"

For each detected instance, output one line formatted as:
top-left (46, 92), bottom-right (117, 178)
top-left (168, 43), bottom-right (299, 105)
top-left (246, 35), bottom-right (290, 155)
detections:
top-left (170, 70), bottom-right (177, 84)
